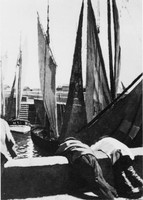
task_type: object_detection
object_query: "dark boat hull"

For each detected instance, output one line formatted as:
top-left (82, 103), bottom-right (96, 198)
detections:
top-left (31, 127), bottom-right (59, 154)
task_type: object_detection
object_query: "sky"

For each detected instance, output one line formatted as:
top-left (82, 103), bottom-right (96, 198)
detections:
top-left (0, 0), bottom-right (142, 89)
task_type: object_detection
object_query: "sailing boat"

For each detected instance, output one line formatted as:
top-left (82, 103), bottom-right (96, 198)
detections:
top-left (32, 0), bottom-right (141, 150)
top-left (76, 0), bottom-right (142, 147)
top-left (5, 46), bottom-right (31, 134)
top-left (59, 0), bottom-right (113, 142)
top-left (45, 0), bottom-right (118, 143)
top-left (31, 8), bottom-right (59, 153)
top-left (31, 1), bottom-right (87, 149)
top-left (60, 0), bottom-right (142, 148)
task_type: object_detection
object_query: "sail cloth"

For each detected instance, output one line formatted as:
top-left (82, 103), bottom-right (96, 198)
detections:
top-left (78, 80), bottom-right (142, 147)
top-left (37, 14), bottom-right (58, 139)
top-left (16, 49), bottom-right (22, 118)
top-left (85, 0), bottom-right (111, 122)
top-left (34, 99), bottom-right (65, 134)
top-left (59, 1), bottom-right (87, 142)
top-left (34, 99), bottom-right (48, 127)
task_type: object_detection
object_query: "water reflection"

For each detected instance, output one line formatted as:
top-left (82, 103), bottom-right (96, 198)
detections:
top-left (12, 132), bottom-right (50, 159)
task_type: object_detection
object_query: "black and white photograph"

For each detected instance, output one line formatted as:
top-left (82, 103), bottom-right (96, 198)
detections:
top-left (1, 0), bottom-right (142, 199)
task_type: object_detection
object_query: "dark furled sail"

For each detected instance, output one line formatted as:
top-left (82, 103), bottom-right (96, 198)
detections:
top-left (34, 99), bottom-right (47, 127)
top-left (85, 0), bottom-right (111, 122)
top-left (59, 1), bottom-right (87, 142)
top-left (107, 0), bottom-right (121, 100)
top-left (34, 99), bottom-right (65, 134)
top-left (112, 0), bottom-right (121, 97)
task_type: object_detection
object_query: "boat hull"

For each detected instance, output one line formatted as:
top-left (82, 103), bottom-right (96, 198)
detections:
top-left (10, 125), bottom-right (31, 134)
top-left (31, 127), bottom-right (59, 154)
top-left (8, 119), bottom-right (31, 134)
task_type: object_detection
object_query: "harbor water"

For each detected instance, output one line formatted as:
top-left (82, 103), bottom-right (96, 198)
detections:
top-left (12, 131), bottom-right (50, 159)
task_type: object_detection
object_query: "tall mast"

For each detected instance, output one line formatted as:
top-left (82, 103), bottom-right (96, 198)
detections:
top-left (43, 1), bottom-right (50, 127)
top-left (46, 0), bottom-right (50, 45)
top-left (16, 34), bottom-right (22, 118)
top-left (0, 58), bottom-right (5, 117)
top-left (96, 0), bottom-right (100, 33)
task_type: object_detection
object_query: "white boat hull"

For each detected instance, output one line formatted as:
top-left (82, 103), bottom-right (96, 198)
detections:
top-left (10, 125), bottom-right (31, 134)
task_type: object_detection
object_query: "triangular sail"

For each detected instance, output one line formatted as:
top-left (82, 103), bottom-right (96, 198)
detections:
top-left (59, 1), bottom-right (87, 142)
top-left (80, 80), bottom-right (142, 147)
top-left (37, 14), bottom-right (58, 138)
top-left (86, 0), bottom-right (111, 122)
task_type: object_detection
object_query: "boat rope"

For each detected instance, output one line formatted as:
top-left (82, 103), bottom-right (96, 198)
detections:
top-left (78, 72), bottom-right (143, 132)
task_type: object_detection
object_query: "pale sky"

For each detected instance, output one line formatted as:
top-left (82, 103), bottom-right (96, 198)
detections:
top-left (0, 0), bottom-right (142, 89)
